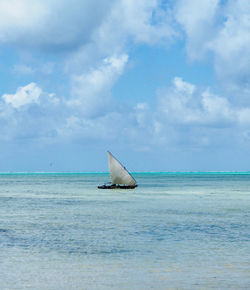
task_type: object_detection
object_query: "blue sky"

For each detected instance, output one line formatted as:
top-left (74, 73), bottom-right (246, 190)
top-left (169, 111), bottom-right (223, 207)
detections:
top-left (0, 0), bottom-right (250, 172)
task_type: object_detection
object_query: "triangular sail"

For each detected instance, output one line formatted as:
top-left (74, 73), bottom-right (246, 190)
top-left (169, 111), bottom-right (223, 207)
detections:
top-left (107, 151), bottom-right (136, 186)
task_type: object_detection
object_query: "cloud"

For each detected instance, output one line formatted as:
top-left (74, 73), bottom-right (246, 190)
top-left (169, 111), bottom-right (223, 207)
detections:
top-left (157, 77), bottom-right (235, 126)
top-left (0, 83), bottom-right (62, 142)
top-left (68, 54), bottom-right (128, 117)
top-left (210, 1), bottom-right (250, 94)
top-left (175, 0), bottom-right (219, 60)
top-left (150, 77), bottom-right (250, 150)
top-left (2, 83), bottom-right (42, 108)
top-left (0, 0), bottom-right (113, 51)
top-left (174, 0), bottom-right (250, 97)
top-left (110, 0), bottom-right (176, 45)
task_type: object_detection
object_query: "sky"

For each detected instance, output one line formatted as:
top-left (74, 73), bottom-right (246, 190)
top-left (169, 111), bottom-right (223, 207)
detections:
top-left (0, 0), bottom-right (250, 172)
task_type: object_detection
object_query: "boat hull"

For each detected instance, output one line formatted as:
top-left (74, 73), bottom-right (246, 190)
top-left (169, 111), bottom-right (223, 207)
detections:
top-left (98, 184), bottom-right (138, 189)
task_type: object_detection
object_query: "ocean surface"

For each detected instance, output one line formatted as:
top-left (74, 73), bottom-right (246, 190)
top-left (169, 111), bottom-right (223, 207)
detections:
top-left (0, 173), bottom-right (249, 289)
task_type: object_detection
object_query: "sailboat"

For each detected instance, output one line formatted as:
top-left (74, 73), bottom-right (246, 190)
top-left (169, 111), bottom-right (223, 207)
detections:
top-left (98, 151), bottom-right (138, 189)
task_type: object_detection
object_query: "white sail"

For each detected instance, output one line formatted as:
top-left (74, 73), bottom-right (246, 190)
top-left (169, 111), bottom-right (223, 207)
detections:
top-left (107, 151), bottom-right (136, 186)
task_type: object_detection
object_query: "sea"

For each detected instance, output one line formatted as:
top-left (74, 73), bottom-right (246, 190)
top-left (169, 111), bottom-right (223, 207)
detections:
top-left (0, 173), bottom-right (249, 290)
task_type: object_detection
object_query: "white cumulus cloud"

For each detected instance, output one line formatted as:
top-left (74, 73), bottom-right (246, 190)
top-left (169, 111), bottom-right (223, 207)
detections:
top-left (151, 77), bottom-right (250, 150)
top-left (2, 82), bottom-right (42, 108)
top-left (69, 54), bottom-right (128, 117)
top-left (157, 77), bottom-right (237, 126)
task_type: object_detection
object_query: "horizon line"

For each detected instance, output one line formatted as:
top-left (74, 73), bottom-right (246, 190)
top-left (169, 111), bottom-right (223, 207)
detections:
top-left (0, 171), bottom-right (250, 175)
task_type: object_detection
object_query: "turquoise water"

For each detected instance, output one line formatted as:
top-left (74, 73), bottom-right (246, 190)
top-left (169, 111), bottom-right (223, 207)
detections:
top-left (0, 173), bottom-right (249, 289)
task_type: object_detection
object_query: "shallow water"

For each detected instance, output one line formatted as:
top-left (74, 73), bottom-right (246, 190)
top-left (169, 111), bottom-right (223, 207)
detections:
top-left (0, 173), bottom-right (249, 289)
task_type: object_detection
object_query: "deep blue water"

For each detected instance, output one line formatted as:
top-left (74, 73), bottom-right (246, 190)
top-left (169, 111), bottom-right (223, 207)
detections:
top-left (0, 173), bottom-right (249, 289)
